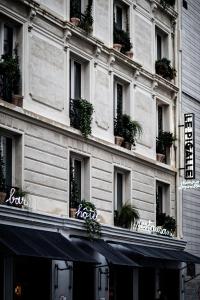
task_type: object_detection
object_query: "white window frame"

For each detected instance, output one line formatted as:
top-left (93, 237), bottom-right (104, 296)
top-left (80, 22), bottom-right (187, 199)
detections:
top-left (70, 154), bottom-right (85, 202)
top-left (114, 170), bottom-right (126, 211)
top-left (114, 80), bottom-right (124, 118)
top-left (0, 18), bottom-right (17, 56)
top-left (114, 0), bottom-right (128, 31)
top-left (156, 100), bottom-right (170, 136)
top-left (156, 180), bottom-right (170, 216)
top-left (155, 26), bottom-right (169, 60)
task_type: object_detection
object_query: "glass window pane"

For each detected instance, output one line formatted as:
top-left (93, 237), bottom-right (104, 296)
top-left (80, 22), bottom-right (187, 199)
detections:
top-left (116, 6), bottom-right (123, 30)
top-left (117, 83), bottom-right (123, 116)
top-left (4, 25), bottom-right (13, 56)
top-left (117, 173), bottom-right (123, 211)
top-left (74, 61), bottom-right (81, 99)
top-left (74, 159), bottom-right (82, 203)
top-left (156, 185), bottom-right (163, 214)
top-left (158, 106), bottom-right (163, 133)
top-left (157, 34), bottom-right (162, 60)
top-left (0, 136), bottom-right (12, 189)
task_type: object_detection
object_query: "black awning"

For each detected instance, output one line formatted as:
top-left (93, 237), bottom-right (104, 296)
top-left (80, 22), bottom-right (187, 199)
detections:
top-left (0, 224), bottom-right (97, 263)
top-left (72, 237), bottom-right (139, 267)
top-left (109, 241), bottom-right (200, 264)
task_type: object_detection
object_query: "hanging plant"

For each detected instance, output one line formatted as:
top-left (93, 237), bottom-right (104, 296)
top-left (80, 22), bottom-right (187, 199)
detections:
top-left (157, 212), bottom-right (176, 234)
top-left (77, 99), bottom-right (94, 138)
top-left (76, 200), bottom-right (101, 240)
top-left (156, 131), bottom-right (175, 154)
top-left (114, 203), bottom-right (139, 229)
top-left (155, 58), bottom-right (176, 80)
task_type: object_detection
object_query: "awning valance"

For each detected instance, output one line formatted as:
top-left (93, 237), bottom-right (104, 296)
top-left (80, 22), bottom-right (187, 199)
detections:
top-left (0, 224), bottom-right (97, 263)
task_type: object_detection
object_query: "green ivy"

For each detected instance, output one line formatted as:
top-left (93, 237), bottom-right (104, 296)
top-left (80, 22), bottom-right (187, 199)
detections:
top-left (80, 0), bottom-right (93, 34)
top-left (155, 58), bottom-right (176, 80)
top-left (77, 99), bottom-right (94, 138)
top-left (84, 218), bottom-right (101, 240)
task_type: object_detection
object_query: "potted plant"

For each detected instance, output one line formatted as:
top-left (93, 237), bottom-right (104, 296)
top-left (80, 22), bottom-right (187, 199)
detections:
top-left (79, 0), bottom-right (93, 34)
top-left (113, 25), bottom-right (132, 54)
top-left (114, 202), bottom-right (139, 229)
top-left (155, 58), bottom-right (176, 81)
top-left (70, 0), bottom-right (81, 26)
top-left (160, 0), bottom-right (175, 8)
top-left (71, 98), bottom-right (94, 138)
top-left (122, 114), bottom-right (142, 150)
top-left (0, 49), bottom-right (22, 106)
top-left (0, 146), bottom-right (6, 204)
top-left (156, 131), bottom-right (175, 163)
top-left (156, 212), bottom-right (176, 235)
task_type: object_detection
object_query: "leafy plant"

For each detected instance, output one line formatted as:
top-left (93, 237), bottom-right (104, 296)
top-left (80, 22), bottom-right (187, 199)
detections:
top-left (155, 58), bottom-right (176, 80)
top-left (156, 131), bottom-right (175, 154)
top-left (0, 48), bottom-right (20, 101)
top-left (80, 0), bottom-right (93, 34)
top-left (160, 0), bottom-right (175, 8)
top-left (76, 200), bottom-right (101, 240)
top-left (122, 114), bottom-right (142, 145)
top-left (114, 203), bottom-right (139, 229)
top-left (157, 212), bottom-right (176, 234)
top-left (113, 24), bottom-right (132, 53)
top-left (84, 218), bottom-right (101, 240)
top-left (71, 98), bottom-right (94, 138)
top-left (0, 145), bottom-right (5, 192)
top-left (14, 188), bottom-right (27, 198)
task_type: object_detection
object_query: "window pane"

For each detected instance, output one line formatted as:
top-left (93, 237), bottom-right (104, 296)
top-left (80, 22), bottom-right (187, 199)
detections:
top-left (158, 106), bottom-right (163, 133)
top-left (117, 173), bottom-right (123, 211)
top-left (4, 25), bottom-right (13, 56)
top-left (74, 159), bottom-right (82, 203)
top-left (74, 61), bottom-right (81, 99)
top-left (117, 83), bottom-right (123, 116)
top-left (156, 185), bottom-right (163, 214)
top-left (0, 136), bottom-right (12, 189)
top-left (157, 34), bottom-right (162, 60)
top-left (116, 6), bottom-right (123, 30)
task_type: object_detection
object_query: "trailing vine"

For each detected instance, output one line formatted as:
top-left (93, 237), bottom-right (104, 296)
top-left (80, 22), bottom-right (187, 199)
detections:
top-left (77, 99), bottom-right (94, 138)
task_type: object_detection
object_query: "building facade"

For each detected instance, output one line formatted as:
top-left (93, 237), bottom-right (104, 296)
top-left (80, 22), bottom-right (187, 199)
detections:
top-left (181, 0), bottom-right (200, 299)
top-left (0, 0), bottom-right (198, 299)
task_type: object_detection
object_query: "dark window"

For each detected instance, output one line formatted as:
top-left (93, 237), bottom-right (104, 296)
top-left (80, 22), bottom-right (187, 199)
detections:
top-left (4, 25), bottom-right (13, 56)
top-left (158, 106), bottom-right (163, 133)
top-left (74, 61), bottom-right (81, 99)
top-left (70, 157), bottom-right (82, 208)
top-left (70, 0), bottom-right (81, 18)
top-left (116, 83), bottom-right (123, 116)
top-left (157, 34), bottom-right (162, 60)
top-left (116, 6), bottom-right (123, 30)
top-left (183, 0), bottom-right (188, 9)
top-left (116, 173), bottom-right (123, 211)
top-left (0, 135), bottom-right (12, 189)
top-left (156, 185), bottom-right (163, 215)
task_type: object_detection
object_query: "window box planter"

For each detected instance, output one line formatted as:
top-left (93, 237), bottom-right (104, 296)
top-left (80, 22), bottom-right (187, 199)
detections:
top-left (113, 43), bottom-right (122, 52)
top-left (125, 50), bottom-right (134, 59)
top-left (69, 207), bottom-right (77, 218)
top-left (115, 136), bottom-right (124, 146)
top-left (0, 191), bottom-right (6, 204)
top-left (156, 153), bottom-right (165, 163)
top-left (12, 94), bottom-right (23, 107)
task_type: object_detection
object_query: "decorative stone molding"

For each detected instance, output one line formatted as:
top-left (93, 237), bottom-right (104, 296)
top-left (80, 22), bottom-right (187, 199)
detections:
top-left (28, 8), bottom-right (37, 32)
top-left (63, 29), bottom-right (72, 51)
top-left (134, 69), bottom-right (140, 80)
top-left (95, 45), bottom-right (102, 58)
top-left (108, 54), bottom-right (115, 74)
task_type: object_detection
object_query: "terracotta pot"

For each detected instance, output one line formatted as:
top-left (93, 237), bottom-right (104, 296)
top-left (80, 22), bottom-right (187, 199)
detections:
top-left (115, 136), bottom-right (124, 146)
top-left (125, 50), bottom-right (134, 59)
top-left (12, 95), bottom-right (23, 107)
top-left (70, 17), bottom-right (80, 26)
top-left (113, 43), bottom-right (122, 52)
top-left (0, 192), bottom-right (6, 204)
top-left (69, 208), bottom-right (77, 218)
top-left (156, 153), bottom-right (165, 163)
top-left (124, 142), bottom-right (132, 150)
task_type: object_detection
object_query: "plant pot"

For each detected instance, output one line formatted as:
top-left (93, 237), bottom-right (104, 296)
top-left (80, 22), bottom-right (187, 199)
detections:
top-left (156, 153), bottom-right (165, 163)
top-left (113, 43), bottom-right (122, 52)
top-left (69, 208), bottom-right (77, 218)
top-left (70, 17), bottom-right (80, 26)
top-left (125, 50), bottom-right (134, 59)
top-left (0, 192), bottom-right (6, 204)
top-left (124, 141), bottom-right (132, 150)
top-left (115, 136), bottom-right (124, 146)
top-left (12, 95), bottom-right (23, 107)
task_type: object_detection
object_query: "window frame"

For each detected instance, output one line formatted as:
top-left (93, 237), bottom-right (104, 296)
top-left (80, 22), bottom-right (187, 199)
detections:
top-left (0, 19), bottom-right (17, 56)
top-left (70, 154), bottom-right (85, 204)
top-left (70, 57), bottom-right (85, 100)
top-left (156, 180), bottom-right (170, 217)
top-left (155, 26), bottom-right (169, 60)
top-left (114, 170), bottom-right (125, 211)
top-left (113, 0), bottom-right (128, 32)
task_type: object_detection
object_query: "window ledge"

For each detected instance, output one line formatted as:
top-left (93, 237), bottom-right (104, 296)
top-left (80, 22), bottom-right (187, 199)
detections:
top-left (153, 0), bottom-right (178, 19)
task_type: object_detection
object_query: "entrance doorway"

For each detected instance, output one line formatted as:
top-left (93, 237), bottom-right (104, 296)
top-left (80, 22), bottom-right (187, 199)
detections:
top-left (139, 267), bottom-right (155, 300)
top-left (159, 269), bottom-right (179, 300)
top-left (13, 257), bottom-right (51, 300)
top-left (109, 266), bottom-right (133, 300)
top-left (73, 262), bottom-right (95, 300)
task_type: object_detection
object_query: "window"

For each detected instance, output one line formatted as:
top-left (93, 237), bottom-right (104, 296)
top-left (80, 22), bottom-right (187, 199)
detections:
top-left (155, 27), bottom-right (168, 60)
top-left (156, 181), bottom-right (170, 223)
top-left (114, 82), bottom-right (123, 118)
top-left (114, 1), bottom-right (128, 32)
top-left (183, 0), bottom-right (188, 9)
top-left (114, 167), bottom-right (131, 212)
top-left (69, 153), bottom-right (90, 214)
top-left (0, 129), bottom-right (22, 193)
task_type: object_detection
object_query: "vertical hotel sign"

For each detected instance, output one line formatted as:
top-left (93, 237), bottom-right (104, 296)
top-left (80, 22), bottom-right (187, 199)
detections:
top-left (184, 113), bottom-right (195, 179)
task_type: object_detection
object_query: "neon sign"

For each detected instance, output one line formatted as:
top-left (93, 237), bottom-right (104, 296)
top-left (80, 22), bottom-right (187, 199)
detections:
top-left (184, 113), bottom-right (195, 179)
